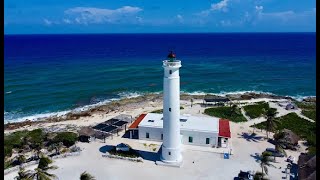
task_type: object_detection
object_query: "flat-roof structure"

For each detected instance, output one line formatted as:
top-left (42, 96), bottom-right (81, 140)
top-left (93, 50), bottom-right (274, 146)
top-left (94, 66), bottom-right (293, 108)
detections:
top-left (139, 113), bottom-right (219, 133)
top-left (134, 113), bottom-right (231, 148)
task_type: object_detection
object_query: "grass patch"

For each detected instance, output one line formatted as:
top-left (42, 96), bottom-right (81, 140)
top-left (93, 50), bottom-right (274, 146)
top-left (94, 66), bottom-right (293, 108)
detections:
top-left (294, 101), bottom-right (316, 110)
top-left (151, 106), bottom-right (184, 114)
top-left (109, 147), bottom-right (140, 158)
top-left (295, 101), bottom-right (316, 121)
top-left (204, 106), bottom-right (247, 122)
top-left (301, 110), bottom-right (316, 121)
top-left (251, 113), bottom-right (315, 138)
top-left (243, 102), bottom-right (270, 119)
top-left (251, 113), bottom-right (316, 154)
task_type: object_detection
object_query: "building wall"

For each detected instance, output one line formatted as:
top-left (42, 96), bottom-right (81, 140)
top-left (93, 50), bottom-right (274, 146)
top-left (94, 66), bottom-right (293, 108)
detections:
top-left (181, 130), bottom-right (218, 147)
top-left (139, 126), bottom-right (163, 142)
top-left (138, 126), bottom-right (218, 147)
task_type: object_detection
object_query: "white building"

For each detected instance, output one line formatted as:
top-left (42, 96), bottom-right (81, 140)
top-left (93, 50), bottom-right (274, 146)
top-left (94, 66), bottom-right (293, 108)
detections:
top-left (138, 113), bottom-right (220, 147)
top-left (128, 52), bottom-right (231, 166)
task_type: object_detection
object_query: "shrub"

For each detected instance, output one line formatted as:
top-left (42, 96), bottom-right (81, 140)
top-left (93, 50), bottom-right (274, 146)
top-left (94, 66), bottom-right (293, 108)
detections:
top-left (38, 156), bottom-right (53, 169)
top-left (204, 106), bottom-right (247, 122)
top-left (250, 113), bottom-right (315, 139)
top-left (4, 146), bottom-right (13, 158)
top-left (243, 102), bottom-right (270, 119)
top-left (53, 132), bottom-right (78, 147)
top-left (301, 110), bottom-right (316, 121)
top-left (109, 147), bottom-right (140, 158)
top-left (25, 129), bottom-right (45, 148)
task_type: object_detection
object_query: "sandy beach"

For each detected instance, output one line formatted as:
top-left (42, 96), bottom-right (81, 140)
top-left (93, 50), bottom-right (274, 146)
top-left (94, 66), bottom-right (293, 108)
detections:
top-left (4, 92), bottom-right (314, 180)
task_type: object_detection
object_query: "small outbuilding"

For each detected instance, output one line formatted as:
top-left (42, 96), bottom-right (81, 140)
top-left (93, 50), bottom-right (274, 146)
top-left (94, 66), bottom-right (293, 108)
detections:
top-left (274, 129), bottom-right (300, 150)
top-left (203, 95), bottom-right (230, 107)
top-left (78, 127), bottom-right (95, 142)
top-left (285, 103), bottom-right (298, 110)
top-left (298, 153), bottom-right (316, 180)
top-left (116, 143), bottom-right (130, 152)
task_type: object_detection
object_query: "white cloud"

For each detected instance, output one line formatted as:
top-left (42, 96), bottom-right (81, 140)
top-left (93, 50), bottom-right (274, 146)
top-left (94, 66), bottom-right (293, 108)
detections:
top-left (43, 18), bottom-right (52, 26)
top-left (176, 14), bottom-right (184, 23)
top-left (255, 6), bottom-right (263, 12)
top-left (211, 0), bottom-right (229, 11)
top-left (197, 0), bottom-right (229, 17)
top-left (63, 18), bottom-right (71, 24)
top-left (64, 6), bottom-right (143, 24)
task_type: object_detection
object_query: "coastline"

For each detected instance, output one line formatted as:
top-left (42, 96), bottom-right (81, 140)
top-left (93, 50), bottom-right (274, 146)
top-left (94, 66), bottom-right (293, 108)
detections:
top-left (4, 91), bottom-right (315, 131)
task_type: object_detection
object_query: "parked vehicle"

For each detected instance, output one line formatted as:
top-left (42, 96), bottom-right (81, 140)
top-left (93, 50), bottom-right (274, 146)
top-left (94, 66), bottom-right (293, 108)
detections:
top-left (265, 148), bottom-right (285, 157)
top-left (238, 170), bottom-right (253, 180)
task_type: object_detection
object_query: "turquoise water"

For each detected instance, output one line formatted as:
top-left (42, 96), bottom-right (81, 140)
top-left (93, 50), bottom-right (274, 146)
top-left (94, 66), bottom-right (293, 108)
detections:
top-left (4, 33), bottom-right (316, 122)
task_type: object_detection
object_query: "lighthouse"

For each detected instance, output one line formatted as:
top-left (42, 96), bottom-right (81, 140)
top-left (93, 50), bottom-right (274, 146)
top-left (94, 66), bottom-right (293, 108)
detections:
top-left (160, 51), bottom-right (183, 165)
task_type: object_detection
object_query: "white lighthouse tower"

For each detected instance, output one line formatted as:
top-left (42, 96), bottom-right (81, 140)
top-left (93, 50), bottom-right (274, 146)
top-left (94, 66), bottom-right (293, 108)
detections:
top-left (160, 51), bottom-right (183, 166)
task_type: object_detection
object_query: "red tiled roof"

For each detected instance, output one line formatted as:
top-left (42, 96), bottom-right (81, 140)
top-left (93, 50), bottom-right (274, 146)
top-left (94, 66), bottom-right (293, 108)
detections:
top-left (129, 114), bottom-right (147, 129)
top-left (219, 119), bottom-right (231, 138)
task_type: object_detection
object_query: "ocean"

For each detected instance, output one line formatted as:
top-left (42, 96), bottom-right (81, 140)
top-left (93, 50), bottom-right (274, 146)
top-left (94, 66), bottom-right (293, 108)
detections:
top-left (4, 33), bottom-right (316, 123)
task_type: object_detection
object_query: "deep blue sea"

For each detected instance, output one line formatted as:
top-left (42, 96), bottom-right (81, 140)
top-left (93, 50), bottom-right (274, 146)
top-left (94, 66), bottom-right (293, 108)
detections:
top-left (4, 33), bottom-right (316, 122)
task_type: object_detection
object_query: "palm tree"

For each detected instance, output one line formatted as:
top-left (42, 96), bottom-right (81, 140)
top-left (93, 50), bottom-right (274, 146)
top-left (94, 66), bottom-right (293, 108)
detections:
top-left (80, 171), bottom-right (96, 180)
top-left (230, 104), bottom-right (238, 116)
top-left (29, 156), bottom-right (58, 180)
top-left (265, 108), bottom-right (279, 139)
top-left (15, 167), bottom-right (33, 180)
top-left (257, 153), bottom-right (275, 179)
top-left (274, 142), bottom-right (287, 161)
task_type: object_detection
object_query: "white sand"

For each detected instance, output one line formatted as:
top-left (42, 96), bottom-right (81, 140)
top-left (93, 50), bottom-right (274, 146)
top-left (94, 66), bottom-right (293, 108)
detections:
top-left (5, 98), bottom-right (312, 180)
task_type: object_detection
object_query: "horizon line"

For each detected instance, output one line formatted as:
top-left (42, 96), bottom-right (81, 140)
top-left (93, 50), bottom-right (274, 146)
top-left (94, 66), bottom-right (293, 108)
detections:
top-left (4, 32), bottom-right (316, 35)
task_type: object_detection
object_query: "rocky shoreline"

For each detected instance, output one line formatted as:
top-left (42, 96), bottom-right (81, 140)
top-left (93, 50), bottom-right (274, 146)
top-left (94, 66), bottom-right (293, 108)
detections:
top-left (4, 92), bottom-right (315, 131)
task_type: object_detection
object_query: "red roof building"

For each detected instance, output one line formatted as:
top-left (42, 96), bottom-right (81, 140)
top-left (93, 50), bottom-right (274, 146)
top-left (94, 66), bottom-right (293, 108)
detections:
top-left (128, 114), bottom-right (147, 129)
top-left (218, 119), bottom-right (231, 138)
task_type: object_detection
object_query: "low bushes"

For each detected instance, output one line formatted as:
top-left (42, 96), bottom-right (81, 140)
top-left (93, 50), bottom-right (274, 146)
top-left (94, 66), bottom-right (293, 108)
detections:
top-left (204, 106), bottom-right (247, 122)
top-left (243, 102), bottom-right (270, 119)
top-left (251, 113), bottom-right (316, 155)
top-left (52, 132), bottom-right (78, 147)
top-left (301, 110), bottom-right (316, 121)
top-left (108, 147), bottom-right (140, 158)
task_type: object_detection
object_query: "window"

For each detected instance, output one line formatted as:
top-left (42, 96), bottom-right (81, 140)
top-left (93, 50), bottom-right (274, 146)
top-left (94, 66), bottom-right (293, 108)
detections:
top-left (161, 134), bottom-right (163, 140)
top-left (148, 120), bottom-right (154, 122)
top-left (169, 108), bottom-right (171, 112)
top-left (189, 136), bottom-right (193, 143)
top-left (169, 70), bottom-right (172, 74)
top-left (146, 133), bottom-right (149, 138)
top-left (168, 152), bottom-right (171, 155)
top-left (206, 138), bottom-right (210, 144)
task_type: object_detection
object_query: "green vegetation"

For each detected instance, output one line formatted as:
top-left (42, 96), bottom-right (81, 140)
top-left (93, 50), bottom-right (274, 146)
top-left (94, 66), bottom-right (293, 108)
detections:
top-left (301, 110), bottom-right (316, 121)
top-left (243, 101), bottom-right (270, 119)
top-left (151, 106), bottom-right (184, 114)
top-left (52, 132), bottom-right (78, 147)
top-left (204, 105), bottom-right (247, 122)
top-left (251, 113), bottom-right (316, 155)
top-left (109, 147), bottom-right (140, 158)
top-left (29, 156), bottom-right (58, 180)
top-left (295, 101), bottom-right (316, 110)
top-left (80, 171), bottom-right (96, 180)
top-left (295, 101), bottom-right (316, 121)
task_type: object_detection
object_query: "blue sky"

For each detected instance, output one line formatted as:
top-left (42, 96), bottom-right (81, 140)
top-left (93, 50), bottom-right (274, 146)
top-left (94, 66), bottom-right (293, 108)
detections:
top-left (4, 0), bottom-right (316, 34)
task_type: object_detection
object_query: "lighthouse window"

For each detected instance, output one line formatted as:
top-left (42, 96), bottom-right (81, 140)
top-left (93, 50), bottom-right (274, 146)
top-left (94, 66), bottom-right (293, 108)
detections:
top-left (189, 136), bottom-right (193, 143)
top-left (169, 108), bottom-right (171, 112)
top-left (146, 133), bottom-right (149, 138)
top-left (169, 70), bottom-right (172, 74)
top-left (161, 134), bottom-right (163, 140)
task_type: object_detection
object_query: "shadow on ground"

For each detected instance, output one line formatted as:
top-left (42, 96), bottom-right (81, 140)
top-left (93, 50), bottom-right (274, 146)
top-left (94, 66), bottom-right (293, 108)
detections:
top-left (99, 145), bottom-right (114, 153)
top-left (250, 153), bottom-right (262, 162)
top-left (239, 132), bottom-right (263, 142)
